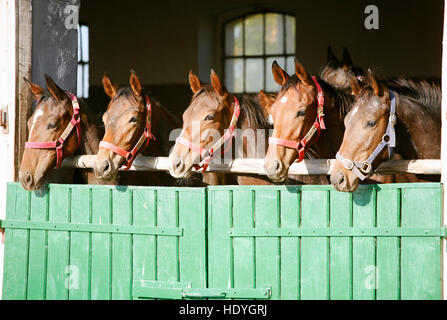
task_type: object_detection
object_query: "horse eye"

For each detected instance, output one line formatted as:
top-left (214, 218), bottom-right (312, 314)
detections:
top-left (129, 116), bottom-right (138, 123)
top-left (297, 109), bottom-right (306, 117)
top-left (47, 122), bottom-right (56, 129)
top-left (367, 120), bottom-right (377, 127)
top-left (204, 114), bottom-right (215, 121)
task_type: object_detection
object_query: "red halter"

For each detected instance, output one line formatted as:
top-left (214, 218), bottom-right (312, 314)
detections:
top-left (268, 76), bottom-right (326, 162)
top-left (25, 92), bottom-right (82, 169)
top-left (175, 96), bottom-right (241, 172)
top-left (99, 94), bottom-right (155, 170)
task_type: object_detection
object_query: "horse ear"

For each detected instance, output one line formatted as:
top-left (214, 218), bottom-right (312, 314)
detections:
top-left (327, 45), bottom-right (339, 63)
top-left (272, 60), bottom-right (289, 86)
top-left (350, 77), bottom-right (361, 96)
top-left (342, 47), bottom-right (353, 69)
top-left (368, 69), bottom-right (383, 97)
top-left (102, 73), bottom-right (118, 98)
top-left (129, 69), bottom-right (142, 96)
top-left (188, 71), bottom-right (202, 94)
top-left (210, 69), bottom-right (225, 96)
top-left (44, 74), bottom-right (66, 101)
top-left (23, 77), bottom-right (44, 99)
top-left (294, 59), bottom-right (312, 86)
top-left (258, 90), bottom-right (275, 113)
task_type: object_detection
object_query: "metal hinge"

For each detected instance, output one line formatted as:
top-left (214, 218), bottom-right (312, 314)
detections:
top-left (133, 280), bottom-right (271, 299)
top-left (0, 106), bottom-right (7, 133)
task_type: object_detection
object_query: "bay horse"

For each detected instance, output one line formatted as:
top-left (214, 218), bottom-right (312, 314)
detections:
top-left (330, 70), bottom-right (441, 192)
top-left (19, 74), bottom-right (116, 191)
top-left (262, 59), bottom-right (407, 185)
top-left (168, 70), bottom-right (272, 185)
top-left (94, 70), bottom-right (180, 186)
top-left (320, 46), bottom-right (365, 91)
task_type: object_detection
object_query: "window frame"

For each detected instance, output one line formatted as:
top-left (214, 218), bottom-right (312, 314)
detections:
top-left (222, 11), bottom-right (296, 94)
top-left (77, 23), bottom-right (89, 98)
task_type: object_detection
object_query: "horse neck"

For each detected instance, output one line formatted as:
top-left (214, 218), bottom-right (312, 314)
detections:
top-left (78, 104), bottom-right (101, 156)
top-left (142, 97), bottom-right (180, 157)
top-left (395, 94), bottom-right (441, 159)
top-left (310, 89), bottom-right (351, 158)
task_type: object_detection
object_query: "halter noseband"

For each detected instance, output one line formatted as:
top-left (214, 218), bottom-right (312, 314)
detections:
top-left (175, 96), bottom-right (241, 172)
top-left (25, 92), bottom-right (82, 169)
top-left (336, 90), bottom-right (397, 181)
top-left (268, 76), bottom-right (326, 162)
top-left (99, 94), bottom-right (155, 170)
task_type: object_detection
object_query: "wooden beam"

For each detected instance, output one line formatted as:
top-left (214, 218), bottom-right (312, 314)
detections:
top-left (14, 0), bottom-right (32, 181)
top-left (61, 156), bottom-right (442, 175)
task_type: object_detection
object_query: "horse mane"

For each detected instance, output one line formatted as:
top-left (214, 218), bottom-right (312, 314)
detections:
top-left (240, 93), bottom-right (271, 130)
top-left (280, 75), bottom-right (354, 118)
top-left (111, 86), bottom-right (181, 127)
top-left (191, 85), bottom-right (270, 130)
top-left (387, 78), bottom-right (441, 113)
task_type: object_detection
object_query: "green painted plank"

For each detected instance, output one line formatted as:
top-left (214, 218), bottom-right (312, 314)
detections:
top-left (68, 187), bottom-right (91, 300)
top-left (178, 190), bottom-right (207, 290)
top-left (111, 188), bottom-right (132, 299)
top-left (90, 188), bottom-right (112, 300)
top-left (255, 190), bottom-right (280, 299)
top-left (207, 190), bottom-right (232, 295)
top-left (401, 187), bottom-right (442, 300)
top-left (27, 190), bottom-right (49, 300)
top-left (279, 188), bottom-right (300, 300)
top-left (46, 186), bottom-right (70, 299)
top-left (352, 188), bottom-right (376, 300)
top-left (3, 185), bottom-right (30, 300)
top-left (376, 188), bottom-right (400, 300)
top-left (329, 190), bottom-right (352, 300)
top-left (300, 190), bottom-right (329, 300)
top-left (132, 189), bottom-right (157, 299)
top-left (157, 190), bottom-right (179, 282)
top-left (232, 189), bottom-right (255, 299)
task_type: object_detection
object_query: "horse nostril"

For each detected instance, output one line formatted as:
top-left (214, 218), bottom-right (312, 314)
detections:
top-left (24, 173), bottom-right (32, 184)
top-left (19, 171), bottom-right (33, 189)
top-left (337, 173), bottom-right (345, 185)
top-left (102, 160), bottom-right (112, 175)
top-left (172, 156), bottom-right (183, 171)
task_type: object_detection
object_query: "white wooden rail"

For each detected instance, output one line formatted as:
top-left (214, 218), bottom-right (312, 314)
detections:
top-left (61, 155), bottom-right (442, 175)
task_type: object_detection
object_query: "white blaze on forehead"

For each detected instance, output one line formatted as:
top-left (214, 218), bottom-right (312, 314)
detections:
top-left (352, 106), bottom-right (359, 116)
top-left (280, 96), bottom-right (288, 103)
top-left (29, 108), bottom-right (44, 137)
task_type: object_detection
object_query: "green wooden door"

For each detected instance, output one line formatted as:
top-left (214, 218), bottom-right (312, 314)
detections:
top-left (1, 183), bottom-right (207, 300)
top-left (2, 182), bottom-right (444, 300)
top-left (207, 183), bottom-right (444, 300)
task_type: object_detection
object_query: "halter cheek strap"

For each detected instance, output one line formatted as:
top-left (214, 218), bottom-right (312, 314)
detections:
top-left (25, 92), bottom-right (82, 169)
top-left (175, 96), bottom-right (241, 172)
top-left (99, 94), bottom-right (155, 170)
top-left (268, 75), bottom-right (326, 162)
top-left (336, 90), bottom-right (397, 181)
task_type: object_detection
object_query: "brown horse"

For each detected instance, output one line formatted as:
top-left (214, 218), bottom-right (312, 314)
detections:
top-left (262, 59), bottom-right (353, 183)
top-left (19, 75), bottom-right (114, 190)
top-left (262, 59), bottom-right (407, 186)
top-left (168, 70), bottom-right (271, 185)
top-left (94, 70), bottom-right (180, 186)
top-left (320, 46), bottom-right (365, 91)
top-left (330, 71), bottom-right (441, 192)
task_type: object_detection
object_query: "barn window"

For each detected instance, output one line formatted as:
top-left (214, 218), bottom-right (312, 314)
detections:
top-left (224, 13), bottom-right (296, 94)
top-left (77, 24), bottom-right (89, 98)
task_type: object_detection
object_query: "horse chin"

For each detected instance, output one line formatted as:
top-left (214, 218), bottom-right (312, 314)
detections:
top-left (267, 173), bottom-right (287, 184)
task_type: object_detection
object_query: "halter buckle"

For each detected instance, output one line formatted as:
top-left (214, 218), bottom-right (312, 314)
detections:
top-left (361, 161), bottom-right (372, 174)
top-left (342, 158), bottom-right (354, 170)
top-left (389, 113), bottom-right (396, 126)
